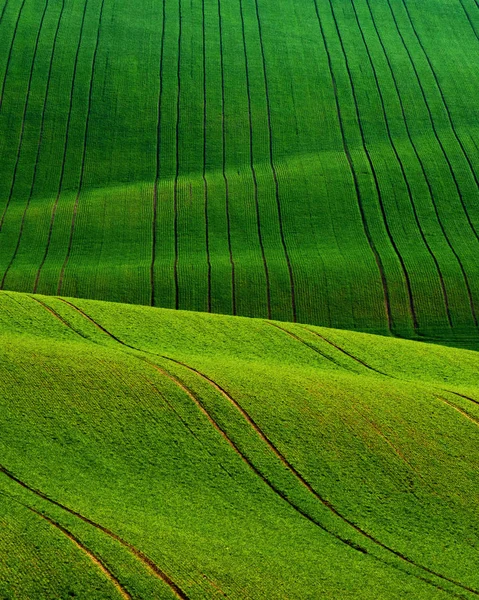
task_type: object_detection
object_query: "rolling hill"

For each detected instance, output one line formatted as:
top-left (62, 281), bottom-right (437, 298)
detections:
top-left (1, 0), bottom-right (479, 344)
top-left (1, 289), bottom-right (479, 598)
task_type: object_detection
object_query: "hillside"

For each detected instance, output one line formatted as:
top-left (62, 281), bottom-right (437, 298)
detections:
top-left (1, 0), bottom-right (479, 343)
top-left (1, 290), bottom-right (479, 598)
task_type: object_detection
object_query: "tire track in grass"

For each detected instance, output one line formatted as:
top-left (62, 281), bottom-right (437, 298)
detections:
top-left (0, 0), bottom-right (26, 113)
top-left (396, 0), bottom-right (479, 243)
top-left (435, 395), bottom-right (479, 428)
top-left (239, 0), bottom-right (271, 319)
top-left (0, 0), bottom-right (10, 25)
top-left (385, 0), bottom-right (479, 328)
top-left (150, 0), bottom-right (166, 307)
top-left (33, 0), bottom-right (89, 293)
top-left (3, 496), bottom-right (132, 599)
top-left (217, 0), bottom-right (236, 315)
top-left (361, 0), bottom-right (454, 328)
top-left (253, 0), bottom-right (296, 321)
top-left (173, 0), bottom-right (182, 309)
top-left (50, 299), bottom-right (477, 598)
top-left (315, 0), bottom-right (402, 333)
top-left (202, 0), bottom-right (211, 312)
top-left (331, 0), bottom-right (421, 331)
top-left (57, 0), bottom-right (106, 295)
top-left (0, 0), bottom-right (65, 287)
top-left (0, 0), bottom-right (49, 232)
top-left (0, 465), bottom-right (189, 600)
top-left (458, 0), bottom-right (479, 41)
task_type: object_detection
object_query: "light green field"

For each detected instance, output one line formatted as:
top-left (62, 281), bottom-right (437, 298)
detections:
top-left (1, 289), bottom-right (478, 598)
top-left (1, 0), bottom-right (479, 344)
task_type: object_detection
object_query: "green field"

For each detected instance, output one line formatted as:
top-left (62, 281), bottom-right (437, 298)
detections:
top-left (2, 0), bottom-right (479, 596)
top-left (2, 0), bottom-right (479, 343)
top-left (1, 290), bottom-right (478, 598)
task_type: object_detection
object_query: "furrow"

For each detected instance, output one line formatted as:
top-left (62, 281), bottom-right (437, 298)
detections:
top-left (386, 0), bottom-right (479, 327)
top-left (0, 0), bottom-right (65, 288)
top-left (312, 0), bottom-right (392, 331)
top-left (0, 465), bottom-right (189, 599)
top-left (253, 0), bottom-right (296, 321)
top-left (0, 0), bottom-right (10, 25)
top-left (217, 0), bottom-right (236, 314)
top-left (266, 320), bottom-right (347, 370)
top-left (0, 0), bottom-right (49, 232)
top-left (338, 0), bottom-right (420, 330)
top-left (202, 0), bottom-right (212, 312)
top-left (435, 395), bottom-right (479, 427)
top-left (57, 0), bottom-right (106, 295)
top-left (47, 298), bottom-right (476, 597)
top-left (363, 0), bottom-right (453, 328)
top-left (150, 0), bottom-right (166, 307)
top-left (300, 325), bottom-right (391, 377)
top-left (458, 0), bottom-right (479, 41)
top-left (24, 503), bottom-right (132, 599)
top-left (398, 0), bottom-right (479, 244)
top-left (173, 0), bottom-right (181, 309)
top-left (33, 0), bottom-right (89, 293)
top-left (239, 0), bottom-right (271, 319)
top-left (0, 0), bottom-right (27, 113)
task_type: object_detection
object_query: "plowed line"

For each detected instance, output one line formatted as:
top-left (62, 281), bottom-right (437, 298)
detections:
top-left (312, 0), bottom-right (392, 331)
top-left (151, 0), bottom-right (166, 307)
top-left (0, 0), bottom-right (26, 113)
top-left (363, 0), bottom-right (453, 328)
top-left (0, 464), bottom-right (189, 599)
top-left (57, 0), bottom-right (105, 295)
top-left (173, 0), bottom-right (182, 309)
top-left (239, 0), bottom-right (271, 319)
top-left (436, 396), bottom-right (479, 427)
top-left (266, 320), bottom-right (347, 370)
top-left (386, 0), bottom-right (478, 327)
top-left (300, 325), bottom-right (391, 377)
top-left (0, 0), bottom-right (65, 288)
top-left (23, 503), bottom-right (131, 599)
top-left (217, 0), bottom-right (236, 314)
top-left (334, 0), bottom-right (419, 330)
top-left (0, 0), bottom-right (49, 232)
top-left (33, 0), bottom-right (89, 293)
top-left (50, 299), bottom-right (476, 597)
top-left (253, 0), bottom-right (296, 321)
top-left (398, 0), bottom-right (479, 245)
top-left (202, 0), bottom-right (212, 312)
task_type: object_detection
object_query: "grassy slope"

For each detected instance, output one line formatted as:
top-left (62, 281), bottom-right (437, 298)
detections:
top-left (1, 289), bottom-right (478, 598)
top-left (1, 0), bottom-right (479, 343)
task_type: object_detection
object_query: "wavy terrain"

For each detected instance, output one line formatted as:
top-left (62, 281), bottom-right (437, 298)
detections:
top-left (1, 290), bottom-right (478, 598)
top-left (1, 0), bottom-right (479, 343)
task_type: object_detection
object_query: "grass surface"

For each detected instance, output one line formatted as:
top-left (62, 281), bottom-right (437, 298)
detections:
top-left (1, 0), bottom-right (479, 344)
top-left (1, 289), bottom-right (478, 598)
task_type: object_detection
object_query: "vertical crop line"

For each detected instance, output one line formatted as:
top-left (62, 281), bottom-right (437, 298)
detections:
top-left (173, 0), bottom-right (182, 309)
top-left (0, 0), bottom-right (10, 25)
top-left (458, 0), bottom-right (479, 42)
top-left (365, 0), bottom-right (474, 329)
top-left (33, 0), bottom-right (89, 293)
top-left (343, 0), bottom-right (419, 330)
top-left (202, 0), bottom-right (212, 311)
top-left (0, 0), bottom-right (27, 113)
top-left (217, 0), bottom-right (236, 314)
top-left (150, 0), bottom-right (166, 307)
top-left (0, 0), bottom-right (66, 289)
top-left (239, 0), bottom-right (271, 319)
top-left (398, 0), bottom-right (479, 243)
top-left (57, 0), bottom-right (105, 295)
top-left (313, 0), bottom-right (393, 332)
top-left (386, 0), bottom-right (479, 327)
top-left (253, 0), bottom-right (296, 321)
top-left (312, 0), bottom-right (392, 332)
top-left (0, 0), bottom-right (49, 232)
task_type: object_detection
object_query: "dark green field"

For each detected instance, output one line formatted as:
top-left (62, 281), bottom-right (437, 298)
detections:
top-left (2, 0), bottom-right (479, 343)
top-left (1, 0), bottom-right (479, 597)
